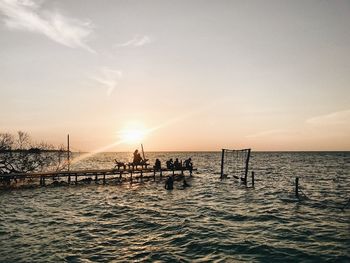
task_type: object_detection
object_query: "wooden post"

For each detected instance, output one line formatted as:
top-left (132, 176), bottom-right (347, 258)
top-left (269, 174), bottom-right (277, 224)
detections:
top-left (252, 171), bottom-right (255, 187)
top-left (119, 171), bottom-right (122, 182)
top-left (68, 174), bottom-right (71, 184)
top-left (130, 171), bottom-right (133, 184)
top-left (244, 149), bottom-right (251, 184)
top-left (141, 143), bottom-right (146, 161)
top-left (172, 168), bottom-right (175, 176)
top-left (220, 149), bottom-right (225, 179)
top-left (160, 169), bottom-right (162, 177)
top-left (141, 170), bottom-right (143, 182)
top-left (103, 174), bottom-right (106, 184)
top-left (153, 169), bottom-right (156, 181)
top-left (95, 174), bottom-right (98, 183)
top-left (295, 177), bottom-right (299, 199)
top-left (75, 174), bottom-right (78, 185)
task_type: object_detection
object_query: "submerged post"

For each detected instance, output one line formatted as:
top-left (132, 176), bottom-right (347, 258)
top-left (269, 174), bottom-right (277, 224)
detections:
top-left (252, 171), bottom-right (255, 187)
top-left (295, 177), bottom-right (299, 199)
top-left (220, 149), bottom-right (225, 179)
top-left (244, 149), bottom-right (251, 184)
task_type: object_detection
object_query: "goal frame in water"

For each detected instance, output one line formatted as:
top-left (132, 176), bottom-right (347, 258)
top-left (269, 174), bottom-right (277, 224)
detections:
top-left (220, 148), bottom-right (251, 181)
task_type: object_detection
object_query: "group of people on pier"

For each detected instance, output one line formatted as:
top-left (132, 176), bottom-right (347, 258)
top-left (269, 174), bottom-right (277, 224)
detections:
top-left (163, 158), bottom-right (193, 171)
top-left (115, 149), bottom-right (193, 173)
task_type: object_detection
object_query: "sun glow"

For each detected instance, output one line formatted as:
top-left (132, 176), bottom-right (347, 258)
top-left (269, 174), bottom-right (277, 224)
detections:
top-left (119, 129), bottom-right (145, 144)
top-left (117, 122), bottom-right (148, 144)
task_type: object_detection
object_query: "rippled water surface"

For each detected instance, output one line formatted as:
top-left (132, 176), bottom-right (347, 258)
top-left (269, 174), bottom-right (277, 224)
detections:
top-left (1, 152), bottom-right (349, 262)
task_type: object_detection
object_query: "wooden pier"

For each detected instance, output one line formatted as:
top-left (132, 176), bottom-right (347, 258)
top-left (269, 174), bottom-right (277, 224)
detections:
top-left (0, 166), bottom-right (196, 188)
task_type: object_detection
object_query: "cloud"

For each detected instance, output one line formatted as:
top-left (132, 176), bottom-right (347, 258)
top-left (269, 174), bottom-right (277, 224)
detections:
top-left (0, 0), bottom-right (95, 52)
top-left (306, 109), bottom-right (350, 126)
top-left (117, 35), bottom-right (152, 47)
top-left (91, 67), bottom-right (122, 96)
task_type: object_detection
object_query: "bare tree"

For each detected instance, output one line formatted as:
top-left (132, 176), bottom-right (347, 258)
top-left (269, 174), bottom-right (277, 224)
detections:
top-left (16, 131), bottom-right (30, 149)
top-left (0, 131), bottom-right (67, 175)
top-left (0, 133), bottom-right (14, 151)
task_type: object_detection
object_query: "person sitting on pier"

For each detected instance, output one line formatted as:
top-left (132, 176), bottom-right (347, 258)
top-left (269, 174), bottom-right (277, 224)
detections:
top-left (184, 158), bottom-right (193, 175)
top-left (133, 149), bottom-right (142, 164)
top-left (154, 159), bottom-right (161, 170)
top-left (131, 149), bottom-right (149, 169)
top-left (165, 175), bottom-right (174, 190)
top-left (184, 158), bottom-right (193, 169)
top-left (166, 158), bottom-right (174, 169)
top-left (174, 158), bottom-right (181, 169)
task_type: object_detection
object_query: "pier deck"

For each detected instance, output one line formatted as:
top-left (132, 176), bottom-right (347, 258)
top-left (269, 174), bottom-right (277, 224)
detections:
top-left (0, 166), bottom-right (196, 187)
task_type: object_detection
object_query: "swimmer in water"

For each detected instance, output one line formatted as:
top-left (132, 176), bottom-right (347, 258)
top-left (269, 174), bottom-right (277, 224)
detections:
top-left (183, 178), bottom-right (190, 188)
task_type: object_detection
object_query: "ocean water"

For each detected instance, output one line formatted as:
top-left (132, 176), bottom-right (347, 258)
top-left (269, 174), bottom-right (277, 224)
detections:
top-left (0, 152), bottom-right (349, 262)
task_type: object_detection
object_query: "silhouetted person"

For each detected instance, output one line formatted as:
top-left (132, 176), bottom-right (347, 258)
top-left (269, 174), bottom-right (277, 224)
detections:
top-left (165, 176), bottom-right (174, 190)
top-left (183, 178), bottom-right (190, 188)
top-left (166, 158), bottom-right (174, 169)
top-left (184, 158), bottom-right (193, 176)
top-left (154, 158), bottom-right (161, 170)
top-left (174, 158), bottom-right (180, 169)
top-left (133, 149), bottom-right (142, 164)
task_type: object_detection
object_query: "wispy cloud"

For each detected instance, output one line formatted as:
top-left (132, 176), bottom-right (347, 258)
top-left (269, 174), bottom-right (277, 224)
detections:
top-left (0, 0), bottom-right (95, 52)
top-left (90, 67), bottom-right (122, 96)
top-left (117, 35), bottom-right (152, 47)
top-left (306, 109), bottom-right (350, 126)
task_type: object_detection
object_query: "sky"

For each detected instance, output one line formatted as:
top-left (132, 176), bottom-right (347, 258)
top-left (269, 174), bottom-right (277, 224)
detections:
top-left (0, 0), bottom-right (349, 152)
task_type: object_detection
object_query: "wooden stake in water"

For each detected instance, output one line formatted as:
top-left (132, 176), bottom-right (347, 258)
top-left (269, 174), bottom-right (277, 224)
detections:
top-left (220, 149), bottom-right (225, 180)
top-left (244, 149), bottom-right (251, 184)
top-left (252, 171), bottom-right (255, 187)
top-left (295, 177), bottom-right (299, 199)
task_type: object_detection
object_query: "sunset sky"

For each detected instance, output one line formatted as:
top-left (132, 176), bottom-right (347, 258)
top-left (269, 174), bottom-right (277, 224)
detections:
top-left (1, 0), bottom-right (349, 151)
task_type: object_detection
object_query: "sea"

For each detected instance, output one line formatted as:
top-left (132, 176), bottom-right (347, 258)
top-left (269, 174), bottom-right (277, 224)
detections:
top-left (0, 152), bottom-right (349, 262)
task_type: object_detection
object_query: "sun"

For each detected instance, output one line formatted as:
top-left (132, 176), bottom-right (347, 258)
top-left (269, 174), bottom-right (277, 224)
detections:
top-left (119, 129), bottom-right (145, 144)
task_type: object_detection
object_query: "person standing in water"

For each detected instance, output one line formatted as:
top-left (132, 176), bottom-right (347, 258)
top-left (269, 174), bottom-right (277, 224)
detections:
top-left (165, 176), bottom-right (174, 190)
